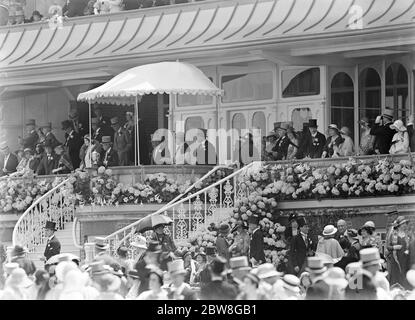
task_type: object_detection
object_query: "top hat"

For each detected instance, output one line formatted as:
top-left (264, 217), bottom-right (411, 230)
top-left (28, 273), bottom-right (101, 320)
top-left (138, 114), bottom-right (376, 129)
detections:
top-left (382, 109), bottom-right (394, 120)
top-left (278, 122), bottom-right (289, 131)
top-left (248, 214), bottom-right (260, 225)
top-left (322, 225), bottom-right (337, 237)
top-left (219, 223), bottom-right (230, 234)
top-left (26, 119), bottom-right (36, 126)
top-left (256, 263), bottom-right (282, 279)
top-left (359, 247), bottom-right (381, 268)
top-left (110, 117), bottom-right (119, 125)
top-left (211, 256), bottom-right (227, 275)
top-left (130, 235), bottom-right (148, 250)
top-left (288, 213), bottom-right (298, 222)
top-left (390, 120), bottom-right (407, 132)
top-left (273, 122), bottom-right (281, 132)
top-left (61, 120), bottom-right (73, 130)
top-left (308, 119), bottom-right (318, 128)
top-left (282, 274), bottom-right (300, 293)
top-left (205, 245), bottom-right (216, 256)
top-left (11, 246), bottom-right (28, 259)
top-left (45, 221), bottom-right (57, 231)
top-left (229, 256), bottom-right (251, 271)
top-left (167, 259), bottom-right (187, 275)
top-left (147, 241), bottom-right (162, 253)
top-left (297, 217), bottom-right (308, 228)
top-left (305, 257), bottom-right (327, 274)
top-left (41, 122), bottom-right (52, 129)
top-left (101, 136), bottom-right (111, 144)
top-left (94, 237), bottom-right (109, 250)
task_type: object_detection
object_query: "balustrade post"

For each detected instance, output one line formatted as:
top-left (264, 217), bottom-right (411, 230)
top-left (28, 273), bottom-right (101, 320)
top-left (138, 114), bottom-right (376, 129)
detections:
top-left (6, 246), bottom-right (14, 263)
top-left (84, 242), bottom-right (95, 264)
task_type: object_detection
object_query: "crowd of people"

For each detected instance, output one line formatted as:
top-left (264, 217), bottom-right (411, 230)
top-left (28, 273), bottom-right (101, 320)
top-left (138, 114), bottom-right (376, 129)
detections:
top-left (1, 213), bottom-right (415, 300)
top-left (1, 0), bottom-right (207, 25)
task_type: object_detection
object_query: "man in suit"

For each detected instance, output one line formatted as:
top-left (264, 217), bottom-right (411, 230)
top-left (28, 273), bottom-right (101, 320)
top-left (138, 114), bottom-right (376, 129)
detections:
top-left (41, 221), bottom-right (61, 264)
top-left (248, 214), bottom-right (265, 266)
top-left (101, 136), bottom-right (119, 167)
top-left (216, 223), bottom-right (231, 263)
top-left (406, 114), bottom-right (415, 152)
top-left (370, 109), bottom-right (395, 155)
top-left (52, 144), bottom-right (74, 174)
top-left (0, 145), bottom-right (18, 176)
top-left (409, 236), bottom-right (415, 270)
top-left (199, 246), bottom-right (216, 287)
top-left (18, 119), bottom-right (39, 151)
top-left (335, 219), bottom-right (347, 242)
top-left (111, 116), bottom-right (132, 166)
top-left (290, 217), bottom-right (314, 276)
top-left (94, 106), bottom-right (113, 140)
top-left (192, 129), bottom-right (216, 165)
top-left (304, 119), bottom-right (326, 158)
top-left (39, 122), bottom-right (60, 149)
top-left (36, 143), bottom-right (58, 175)
top-left (200, 256), bottom-right (238, 300)
top-left (62, 120), bottom-right (83, 169)
top-left (295, 122), bottom-right (311, 159)
top-left (166, 259), bottom-right (197, 300)
top-left (271, 122), bottom-right (291, 160)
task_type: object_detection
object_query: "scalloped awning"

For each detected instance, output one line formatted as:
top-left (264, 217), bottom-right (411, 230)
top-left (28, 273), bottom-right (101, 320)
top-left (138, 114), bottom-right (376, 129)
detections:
top-left (77, 61), bottom-right (222, 105)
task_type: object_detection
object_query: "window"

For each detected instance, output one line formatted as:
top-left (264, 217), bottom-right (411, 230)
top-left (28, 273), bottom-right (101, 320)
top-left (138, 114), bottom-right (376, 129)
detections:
top-left (282, 67), bottom-right (320, 98)
top-left (291, 108), bottom-right (312, 132)
top-left (252, 112), bottom-right (266, 137)
top-left (359, 68), bottom-right (381, 122)
top-left (331, 72), bottom-right (355, 141)
top-left (221, 72), bottom-right (273, 103)
top-left (386, 63), bottom-right (409, 121)
top-left (178, 78), bottom-right (214, 106)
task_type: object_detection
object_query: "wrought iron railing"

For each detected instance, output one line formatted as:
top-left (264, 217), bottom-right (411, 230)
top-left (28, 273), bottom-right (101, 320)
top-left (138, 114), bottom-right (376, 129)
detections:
top-left (104, 162), bottom-right (255, 256)
top-left (12, 178), bottom-right (76, 253)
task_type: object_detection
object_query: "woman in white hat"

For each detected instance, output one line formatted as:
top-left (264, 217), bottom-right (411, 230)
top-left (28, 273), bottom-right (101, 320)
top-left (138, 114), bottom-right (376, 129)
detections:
top-left (389, 119), bottom-right (410, 154)
top-left (322, 124), bottom-right (344, 158)
top-left (316, 225), bottom-right (344, 260)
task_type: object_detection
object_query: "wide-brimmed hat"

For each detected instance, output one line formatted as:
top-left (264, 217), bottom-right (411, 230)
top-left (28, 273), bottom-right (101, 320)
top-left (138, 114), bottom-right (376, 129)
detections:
top-left (244, 272), bottom-right (260, 285)
top-left (282, 274), bottom-right (300, 294)
top-left (11, 245), bottom-right (28, 258)
top-left (322, 225), bottom-right (337, 237)
top-left (4, 262), bottom-right (19, 275)
top-left (392, 216), bottom-right (409, 228)
top-left (308, 119), bottom-right (318, 128)
top-left (229, 256), bottom-right (251, 271)
top-left (61, 120), bottom-right (73, 130)
top-left (130, 235), bottom-right (147, 250)
top-left (323, 267), bottom-right (348, 288)
top-left (358, 221), bottom-right (376, 235)
top-left (340, 127), bottom-right (351, 136)
top-left (101, 136), bottom-right (111, 144)
top-left (390, 120), bottom-right (407, 132)
top-left (147, 241), bottom-right (162, 253)
top-left (6, 268), bottom-right (33, 288)
top-left (359, 247), bottom-right (381, 268)
top-left (110, 117), bottom-right (119, 126)
top-left (328, 124), bottom-right (340, 132)
top-left (382, 109), bottom-right (394, 120)
top-left (305, 257), bottom-right (327, 274)
top-left (255, 263), bottom-right (282, 279)
top-left (406, 269), bottom-right (415, 288)
top-left (205, 245), bottom-right (216, 257)
top-left (219, 223), bottom-right (230, 234)
top-left (94, 237), bottom-right (109, 251)
top-left (26, 119), bottom-right (36, 126)
top-left (167, 259), bottom-right (187, 275)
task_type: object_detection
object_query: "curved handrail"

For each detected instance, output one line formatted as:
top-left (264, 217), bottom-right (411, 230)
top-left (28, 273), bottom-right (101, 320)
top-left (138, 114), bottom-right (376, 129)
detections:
top-left (12, 177), bottom-right (71, 246)
top-left (104, 162), bottom-right (255, 245)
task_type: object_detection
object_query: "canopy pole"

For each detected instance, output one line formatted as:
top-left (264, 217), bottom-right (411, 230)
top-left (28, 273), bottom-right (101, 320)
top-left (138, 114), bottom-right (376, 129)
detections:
top-left (88, 101), bottom-right (92, 168)
top-left (135, 96), bottom-right (140, 166)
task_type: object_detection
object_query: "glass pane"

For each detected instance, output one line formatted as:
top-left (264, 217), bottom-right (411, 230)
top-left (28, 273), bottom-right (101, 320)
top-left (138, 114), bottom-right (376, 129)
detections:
top-left (362, 68), bottom-right (381, 87)
top-left (331, 107), bottom-right (355, 141)
top-left (282, 68), bottom-right (320, 98)
top-left (385, 88), bottom-right (394, 109)
top-left (331, 92), bottom-right (354, 108)
top-left (386, 66), bottom-right (394, 86)
top-left (252, 112), bottom-right (266, 137)
top-left (222, 72), bottom-right (273, 102)
top-left (232, 113), bottom-right (246, 133)
top-left (396, 64), bottom-right (408, 85)
top-left (331, 72), bottom-right (353, 88)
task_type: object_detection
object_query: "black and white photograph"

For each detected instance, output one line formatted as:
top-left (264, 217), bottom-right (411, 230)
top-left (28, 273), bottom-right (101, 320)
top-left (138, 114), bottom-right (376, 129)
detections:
top-left (0, 0), bottom-right (415, 303)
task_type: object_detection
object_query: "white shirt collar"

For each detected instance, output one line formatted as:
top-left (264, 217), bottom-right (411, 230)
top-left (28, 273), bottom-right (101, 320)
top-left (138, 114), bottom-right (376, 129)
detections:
top-left (48, 234), bottom-right (55, 241)
top-left (311, 132), bottom-right (317, 137)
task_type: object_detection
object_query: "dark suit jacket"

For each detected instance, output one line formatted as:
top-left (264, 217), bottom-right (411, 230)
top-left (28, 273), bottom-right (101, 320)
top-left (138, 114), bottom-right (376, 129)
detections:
top-left (102, 147), bottom-right (119, 167)
top-left (65, 130), bottom-right (83, 169)
top-left (36, 153), bottom-right (58, 175)
top-left (272, 135), bottom-right (290, 160)
top-left (370, 123), bottom-right (395, 154)
top-left (290, 233), bottom-right (313, 271)
top-left (305, 132), bottom-right (326, 158)
top-left (250, 228), bottom-right (265, 263)
top-left (200, 279), bottom-right (238, 300)
top-left (22, 130), bottom-right (39, 150)
top-left (216, 235), bottom-right (230, 262)
top-left (43, 132), bottom-right (61, 149)
top-left (0, 153), bottom-right (18, 175)
top-left (44, 235), bottom-right (61, 261)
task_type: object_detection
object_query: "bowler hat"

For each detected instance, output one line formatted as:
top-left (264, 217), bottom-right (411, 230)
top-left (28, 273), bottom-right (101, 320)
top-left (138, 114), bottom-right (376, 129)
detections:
top-left (205, 245), bottom-right (216, 256)
top-left (110, 117), bottom-right (119, 125)
top-left (101, 136), bottom-right (112, 144)
top-left (26, 119), bottom-right (36, 126)
top-left (147, 241), bottom-right (162, 253)
top-left (94, 237), bottom-right (109, 250)
top-left (167, 259), bottom-right (187, 275)
top-left (61, 120), bottom-right (73, 130)
top-left (45, 221), bottom-right (57, 231)
top-left (308, 119), bottom-right (318, 128)
top-left (229, 256), bottom-right (251, 271)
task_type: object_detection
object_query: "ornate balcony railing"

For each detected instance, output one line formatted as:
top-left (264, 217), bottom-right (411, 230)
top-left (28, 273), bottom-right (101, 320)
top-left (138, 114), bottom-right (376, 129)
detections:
top-left (12, 178), bottom-right (76, 253)
top-left (104, 163), bottom-right (254, 256)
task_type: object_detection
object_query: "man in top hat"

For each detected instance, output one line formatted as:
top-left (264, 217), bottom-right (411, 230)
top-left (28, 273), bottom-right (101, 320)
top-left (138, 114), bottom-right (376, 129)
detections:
top-left (166, 259), bottom-right (197, 300)
top-left (216, 223), bottom-right (231, 263)
top-left (18, 119), bottom-right (39, 151)
top-left (200, 256), bottom-right (238, 300)
top-left (227, 256), bottom-right (252, 289)
top-left (0, 145), bottom-right (18, 176)
top-left (41, 221), bottom-right (61, 264)
top-left (111, 116), bottom-right (132, 166)
top-left (304, 256), bottom-right (330, 300)
top-left (62, 119), bottom-right (83, 169)
top-left (101, 136), bottom-right (119, 167)
top-left (290, 217), bottom-right (315, 276)
top-left (248, 214), bottom-right (265, 266)
top-left (271, 122), bottom-right (290, 160)
top-left (302, 119), bottom-right (326, 158)
top-left (39, 122), bottom-right (60, 149)
top-left (135, 241), bottom-right (162, 294)
top-left (52, 144), bottom-right (74, 174)
top-left (93, 106), bottom-right (113, 137)
top-left (36, 142), bottom-right (58, 175)
top-left (198, 245), bottom-right (217, 286)
top-left (151, 224), bottom-right (177, 271)
top-left (370, 109), bottom-right (395, 155)
top-left (295, 122), bottom-right (311, 159)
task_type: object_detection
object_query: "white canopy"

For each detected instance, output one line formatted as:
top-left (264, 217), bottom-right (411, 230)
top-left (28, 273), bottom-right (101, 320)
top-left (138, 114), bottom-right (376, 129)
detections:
top-left (77, 61), bottom-right (222, 105)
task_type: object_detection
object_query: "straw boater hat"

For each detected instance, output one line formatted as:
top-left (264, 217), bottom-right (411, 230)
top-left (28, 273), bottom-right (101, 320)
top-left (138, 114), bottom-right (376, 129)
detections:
top-left (323, 267), bottom-right (348, 289)
top-left (167, 259), bottom-right (187, 275)
top-left (255, 263), bottom-right (282, 279)
top-left (305, 257), bottom-right (327, 274)
top-left (95, 237), bottom-right (109, 251)
top-left (382, 109), bottom-right (394, 121)
top-left (229, 256), bottom-right (252, 272)
top-left (322, 225), bottom-right (337, 237)
top-left (390, 120), bottom-right (407, 132)
top-left (282, 274), bottom-right (300, 294)
top-left (359, 247), bottom-right (381, 268)
top-left (130, 235), bottom-right (148, 250)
